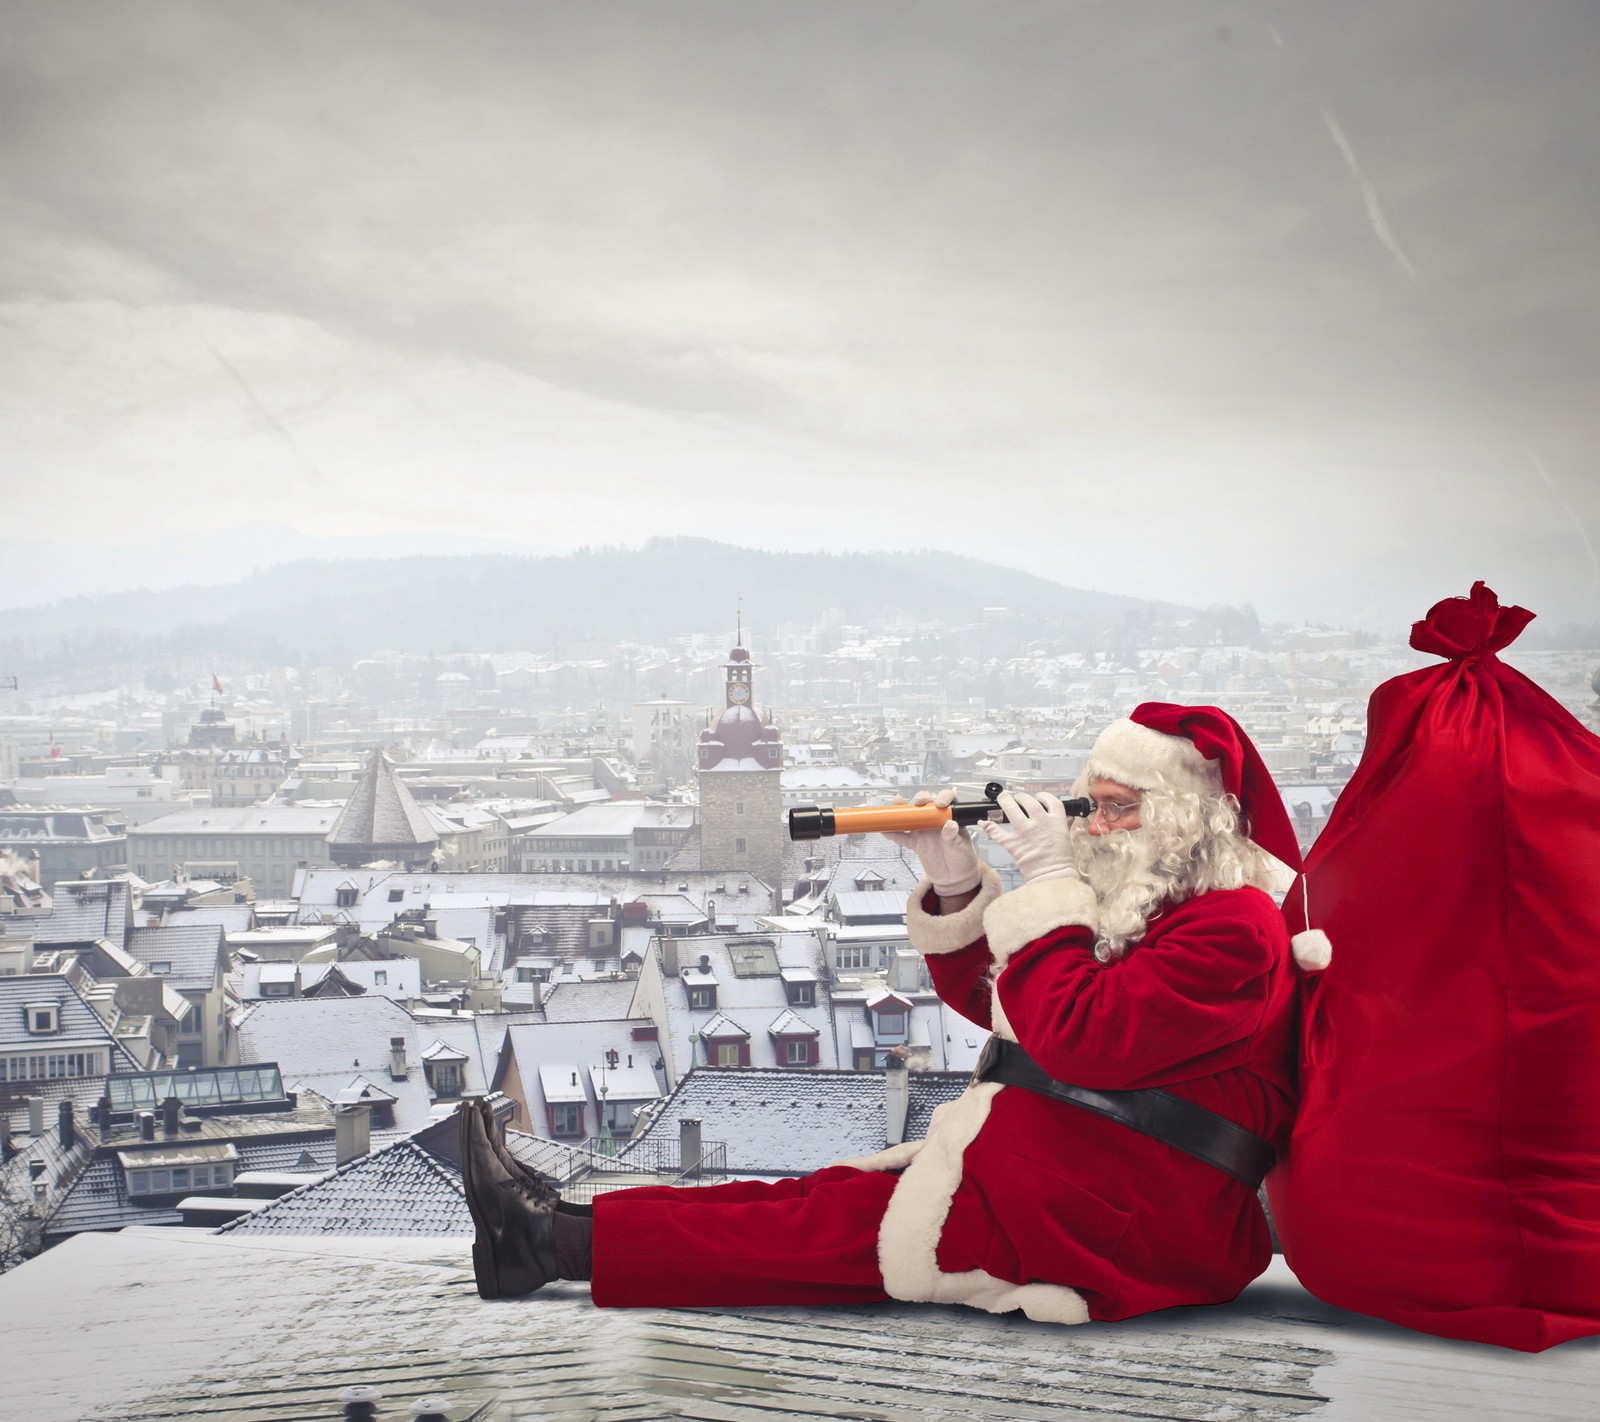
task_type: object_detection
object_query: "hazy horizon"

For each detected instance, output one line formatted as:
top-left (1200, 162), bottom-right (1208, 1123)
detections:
top-left (4, 2), bottom-right (1598, 633)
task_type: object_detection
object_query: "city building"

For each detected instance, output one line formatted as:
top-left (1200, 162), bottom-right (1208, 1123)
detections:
top-left (325, 752), bottom-right (439, 871)
top-left (696, 641), bottom-right (784, 900)
top-left (126, 804), bottom-right (342, 891)
top-left (0, 808), bottom-right (128, 886)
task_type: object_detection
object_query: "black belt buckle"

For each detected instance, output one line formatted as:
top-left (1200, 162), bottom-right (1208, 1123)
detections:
top-left (971, 1033), bottom-right (1002, 1086)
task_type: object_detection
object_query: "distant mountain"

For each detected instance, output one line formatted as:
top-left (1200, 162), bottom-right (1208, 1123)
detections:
top-left (0, 538), bottom-right (1209, 658)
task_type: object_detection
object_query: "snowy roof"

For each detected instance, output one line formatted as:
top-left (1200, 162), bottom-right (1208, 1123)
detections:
top-left (537, 978), bottom-right (639, 1023)
top-left (627, 1068), bottom-right (887, 1174)
top-left (833, 890), bottom-right (908, 923)
top-left (46, 1105), bottom-right (339, 1238)
top-left (527, 803), bottom-right (692, 838)
top-left (32, 878), bottom-right (134, 946)
top-left (656, 932), bottom-right (838, 1075)
top-left (0, 975), bottom-right (141, 1064)
top-left (766, 1010), bottom-right (819, 1038)
top-left (326, 752), bottom-right (438, 852)
top-left (904, 1072), bottom-right (972, 1140)
top-left (128, 805), bottom-right (342, 835)
top-left (331, 1075), bottom-right (398, 1106)
top-left (125, 922), bottom-right (226, 994)
top-left (538, 1065), bottom-right (589, 1104)
top-left (219, 1138), bottom-right (471, 1237)
top-left (0, 1228), bottom-right (1570, 1422)
top-left (500, 1019), bottom-right (666, 1130)
top-left (234, 997), bottom-right (463, 1132)
top-left (420, 1038), bottom-right (469, 1063)
top-left (587, 1061), bottom-right (660, 1101)
top-left (698, 1012), bottom-right (749, 1040)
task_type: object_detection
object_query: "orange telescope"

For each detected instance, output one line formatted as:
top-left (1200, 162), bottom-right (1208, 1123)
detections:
top-left (788, 782), bottom-right (1093, 840)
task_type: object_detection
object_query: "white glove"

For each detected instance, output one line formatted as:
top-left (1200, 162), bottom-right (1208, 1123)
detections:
top-left (981, 790), bottom-right (1080, 884)
top-left (881, 789), bottom-right (983, 896)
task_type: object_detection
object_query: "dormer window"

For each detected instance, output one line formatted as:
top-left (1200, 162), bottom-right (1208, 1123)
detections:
top-left (25, 1004), bottom-right (58, 1035)
top-left (336, 886), bottom-right (358, 908)
top-left (148, 962), bottom-right (172, 976)
top-left (688, 985), bottom-right (716, 1011)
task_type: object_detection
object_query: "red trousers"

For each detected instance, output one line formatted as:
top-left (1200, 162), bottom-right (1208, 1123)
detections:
top-left (590, 1166), bottom-right (905, 1308)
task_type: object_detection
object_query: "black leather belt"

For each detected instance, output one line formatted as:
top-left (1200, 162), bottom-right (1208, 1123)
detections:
top-left (973, 1036), bottom-right (1275, 1189)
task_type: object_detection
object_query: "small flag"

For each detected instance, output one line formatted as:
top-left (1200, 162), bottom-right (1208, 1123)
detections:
top-left (49, 734), bottom-right (60, 759)
top-left (212, 672), bottom-right (224, 695)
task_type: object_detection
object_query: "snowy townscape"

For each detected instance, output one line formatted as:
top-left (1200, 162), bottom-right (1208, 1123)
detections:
top-left (6, 0), bottom-right (1600, 1417)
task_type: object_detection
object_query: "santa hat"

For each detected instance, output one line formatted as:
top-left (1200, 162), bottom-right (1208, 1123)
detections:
top-left (1088, 702), bottom-right (1331, 972)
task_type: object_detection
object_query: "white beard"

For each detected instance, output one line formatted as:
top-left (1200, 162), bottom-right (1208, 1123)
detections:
top-left (1075, 830), bottom-right (1176, 959)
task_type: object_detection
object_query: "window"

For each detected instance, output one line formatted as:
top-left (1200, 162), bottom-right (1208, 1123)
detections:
top-left (735, 801), bottom-right (744, 815)
top-left (148, 962), bottom-right (172, 976)
top-left (876, 1011), bottom-right (907, 1035)
top-left (734, 837), bottom-right (746, 854)
top-left (688, 986), bottom-right (716, 1010)
top-left (784, 1039), bottom-right (810, 1065)
top-left (786, 982), bottom-right (816, 1008)
top-left (388, 889), bottom-right (404, 902)
top-left (836, 945), bottom-right (871, 971)
top-left (551, 1103), bottom-right (583, 1136)
top-left (715, 1042), bottom-right (742, 1067)
top-left (170, 1168), bottom-right (190, 1191)
top-left (429, 1062), bottom-right (462, 1097)
top-left (374, 970), bottom-right (388, 986)
top-left (336, 887), bottom-right (357, 907)
top-left (2, 1052), bottom-right (99, 1082)
top-left (179, 1005), bottom-right (201, 1034)
top-left (25, 1005), bottom-right (58, 1034)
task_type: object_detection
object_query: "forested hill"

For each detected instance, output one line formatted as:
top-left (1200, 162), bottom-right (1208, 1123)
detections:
top-left (0, 538), bottom-right (1240, 660)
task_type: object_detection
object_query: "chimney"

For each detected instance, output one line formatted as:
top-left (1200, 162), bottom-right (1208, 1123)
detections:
top-left (0, 1121), bottom-right (13, 1164)
top-left (97, 1094), bottom-right (113, 1131)
top-left (139, 1110), bottom-right (156, 1142)
top-left (161, 1095), bottom-right (182, 1138)
top-left (27, 1097), bottom-right (44, 1136)
top-left (662, 938), bottom-right (680, 976)
top-left (697, 954), bottom-right (711, 974)
top-left (885, 1055), bottom-right (910, 1146)
top-left (679, 1117), bottom-right (702, 1178)
top-left (58, 1099), bottom-right (75, 1152)
top-left (389, 1036), bottom-right (408, 1081)
top-left (335, 1104), bottom-right (371, 1166)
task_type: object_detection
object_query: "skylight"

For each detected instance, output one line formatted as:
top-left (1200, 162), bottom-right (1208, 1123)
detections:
top-left (726, 944), bottom-right (779, 977)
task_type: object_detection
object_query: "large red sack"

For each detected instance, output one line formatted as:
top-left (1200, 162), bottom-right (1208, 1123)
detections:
top-left (1269, 582), bottom-right (1600, 1351)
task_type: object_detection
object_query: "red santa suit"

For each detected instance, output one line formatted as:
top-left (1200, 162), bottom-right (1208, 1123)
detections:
top-left (592, 864), bottom-right (1298, 1321)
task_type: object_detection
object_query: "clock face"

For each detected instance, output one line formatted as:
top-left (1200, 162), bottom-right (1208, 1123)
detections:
top-left (729, 683), bottom-right (749, 704)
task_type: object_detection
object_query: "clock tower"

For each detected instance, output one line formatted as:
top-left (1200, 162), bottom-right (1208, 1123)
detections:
top-left (697, 632), bottom-right (784, 902)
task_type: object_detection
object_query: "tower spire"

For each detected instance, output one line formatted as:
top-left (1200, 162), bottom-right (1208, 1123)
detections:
top-left (736, 597), bottom-right (743, 648)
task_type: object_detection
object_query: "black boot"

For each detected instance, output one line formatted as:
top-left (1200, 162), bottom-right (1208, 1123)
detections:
top-left (474, 1097), bottom-right (592, 1217)
top-left (458, 1101), bottom-right (559, 1299)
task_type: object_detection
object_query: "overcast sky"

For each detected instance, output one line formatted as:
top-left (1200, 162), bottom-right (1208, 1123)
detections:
top-left (2, 0), bottom-right (1597, 631)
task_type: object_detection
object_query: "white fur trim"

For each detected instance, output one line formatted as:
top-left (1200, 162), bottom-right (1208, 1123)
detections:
top-left (981, 876), bottom-right (1098, 968)
top-left (1291, 928), bottom-right (1333, 972)
top-left (877, 1082), bottom-right (1089, 1325)
top-left (1088, 718), bottom-right (1220, 797)
top-left (831, 1139), bottom-right (925, 1172)
top-left (906, 863), bottom-right (1004, 955)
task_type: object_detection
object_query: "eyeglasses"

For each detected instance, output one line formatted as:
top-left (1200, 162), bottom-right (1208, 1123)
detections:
top-left (1088, 798), bottom-right (1141, 825)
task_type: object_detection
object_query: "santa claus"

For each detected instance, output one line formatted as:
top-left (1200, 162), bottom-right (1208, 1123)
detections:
top-left (460, 703), bottom-right (1312, 1323)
